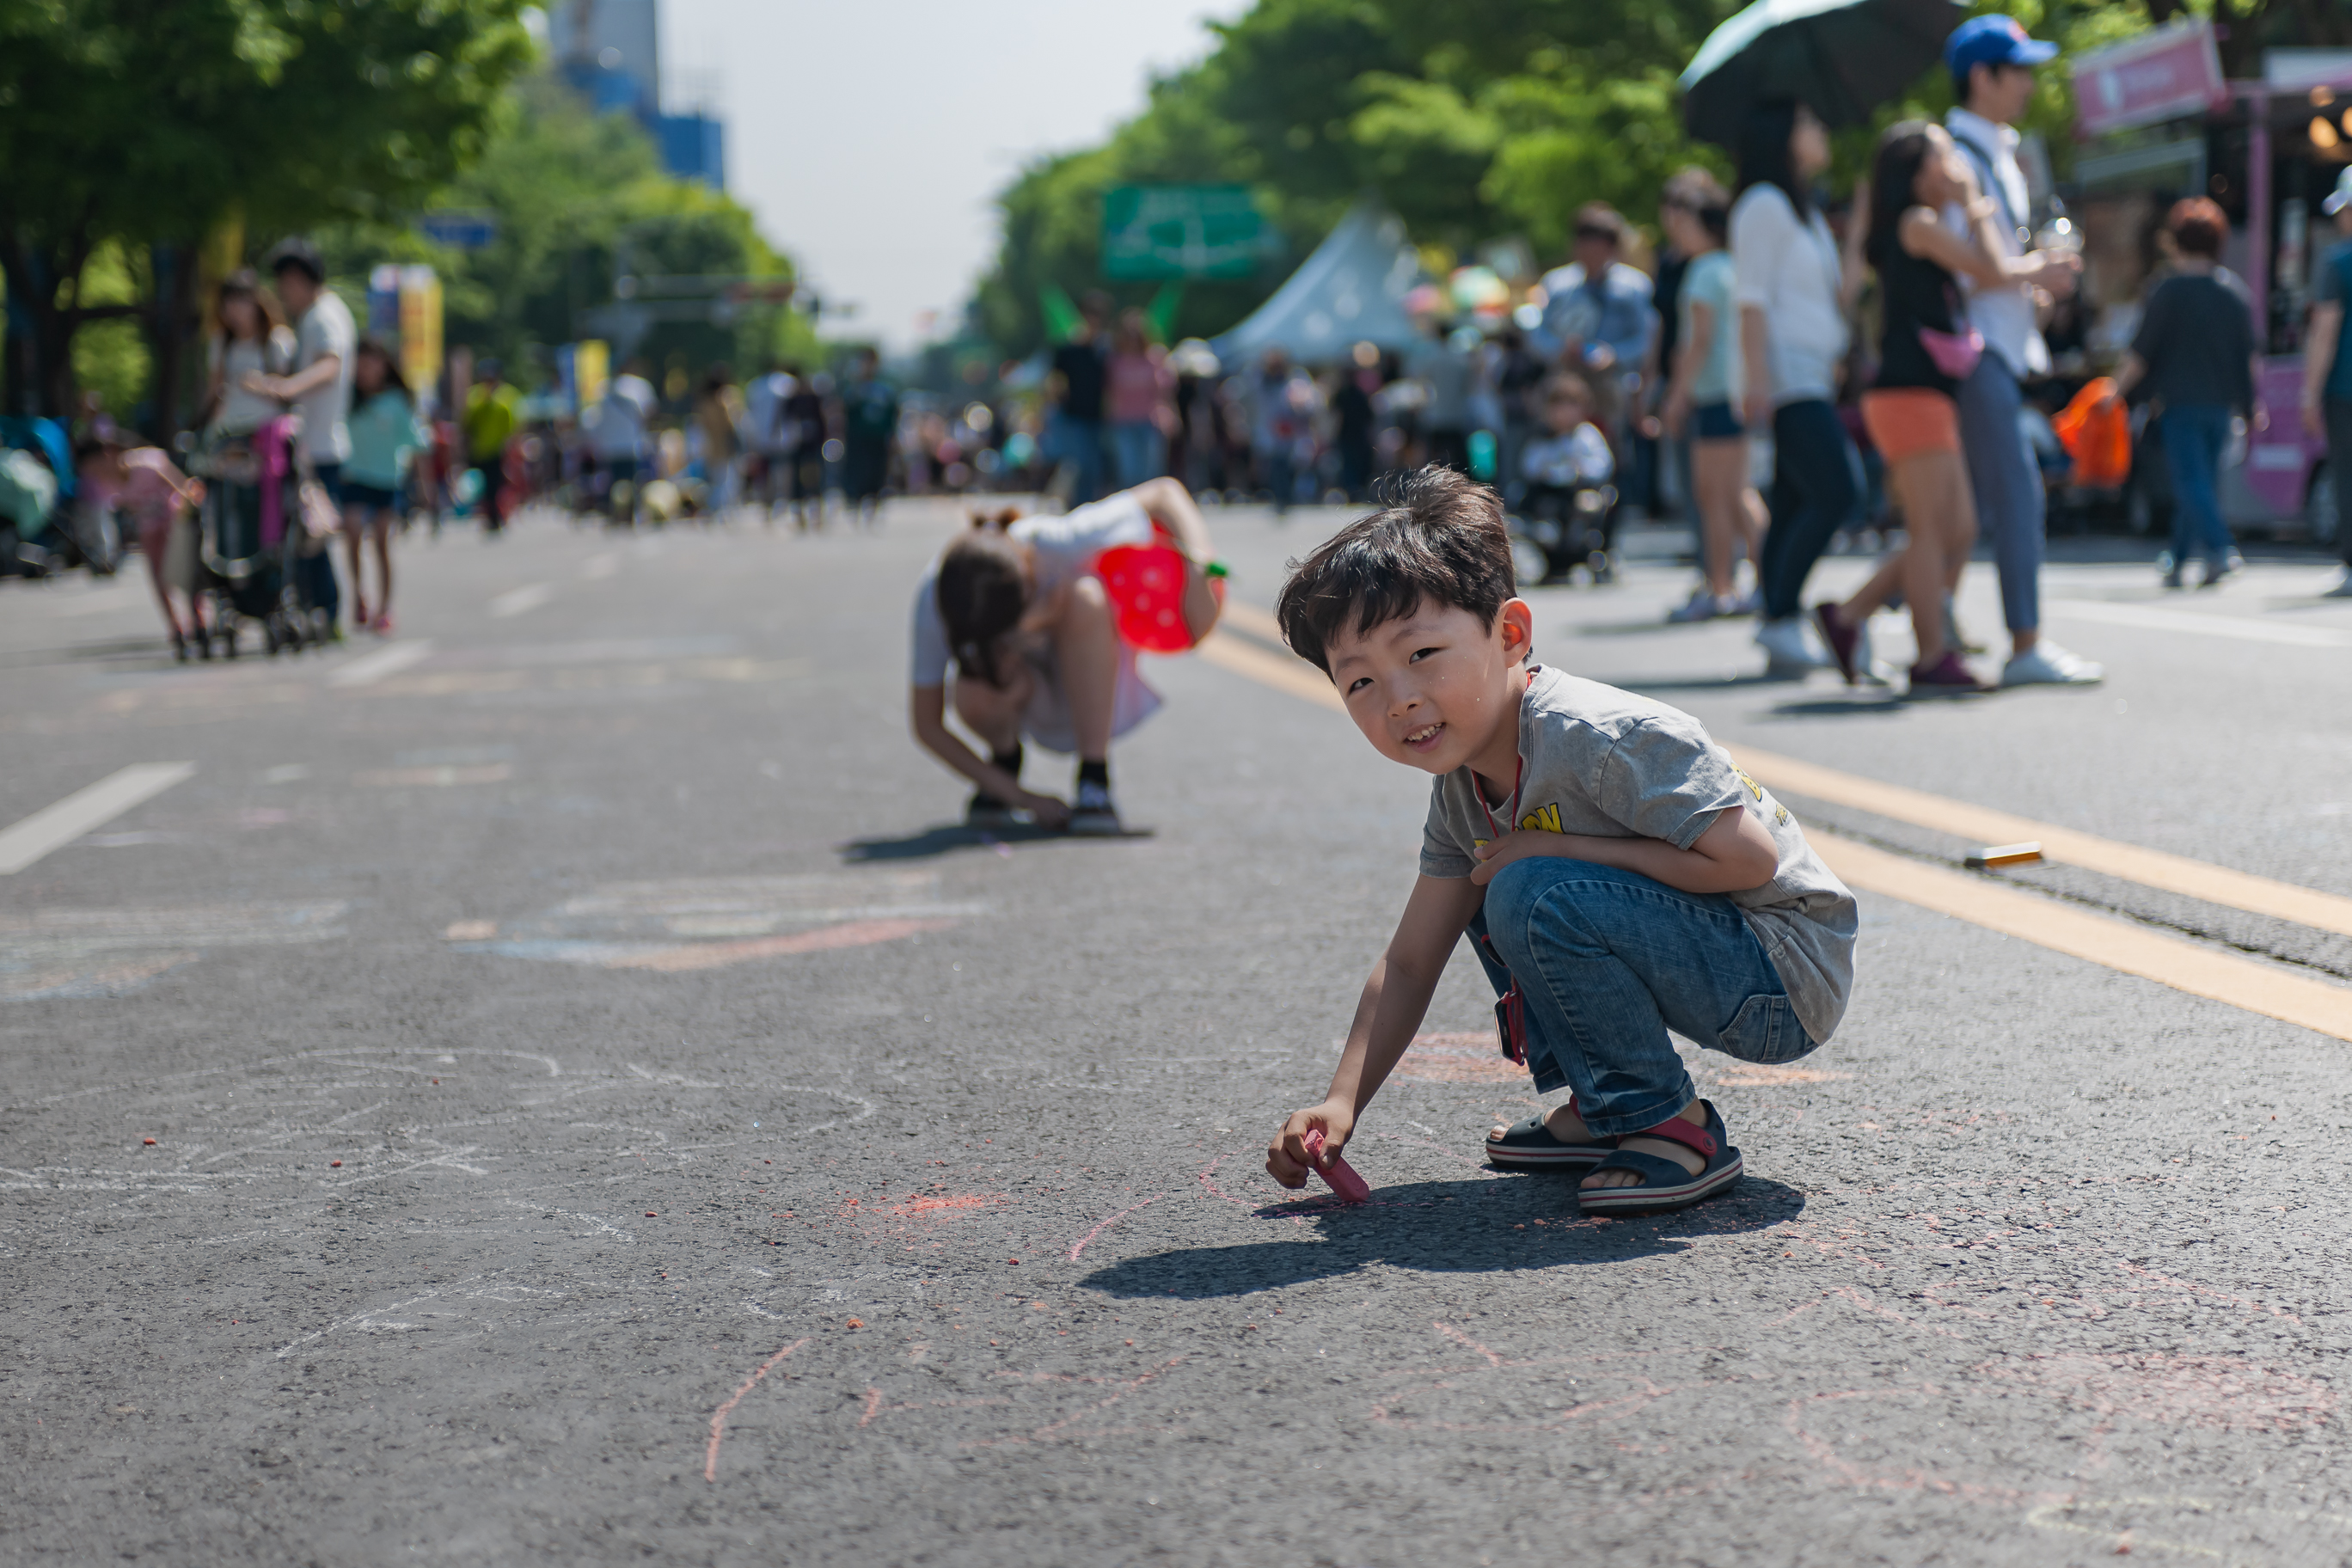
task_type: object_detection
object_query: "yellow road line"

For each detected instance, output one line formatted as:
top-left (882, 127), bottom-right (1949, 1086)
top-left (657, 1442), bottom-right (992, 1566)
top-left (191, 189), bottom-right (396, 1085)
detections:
top-left (1195, 628), bottom-right (1344, 712)
top-left (1218, 599), bottom-right (1290, 646)
top-left (1732, 744), bottom-right (2352, 940)
top-left (1814, 833), bottom-right (2352, 1043)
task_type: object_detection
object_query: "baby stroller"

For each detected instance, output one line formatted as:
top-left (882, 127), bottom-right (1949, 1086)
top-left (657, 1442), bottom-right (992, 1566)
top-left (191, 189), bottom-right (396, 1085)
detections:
top-left (1510, 421), bottom-right (1622, 585)
top-left (190, 415), bottom-right (322, 658)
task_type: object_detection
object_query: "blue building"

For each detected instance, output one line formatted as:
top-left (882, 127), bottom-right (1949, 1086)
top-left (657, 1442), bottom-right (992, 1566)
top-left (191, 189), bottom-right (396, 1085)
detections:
top-left (548, 0), bottom-right (726, 189)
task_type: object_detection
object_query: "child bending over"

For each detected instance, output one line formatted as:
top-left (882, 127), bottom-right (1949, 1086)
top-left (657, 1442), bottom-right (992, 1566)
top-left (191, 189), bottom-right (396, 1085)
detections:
top-left (83, 436), bottom-right (206, 661)
top-left (910, 478), bottom-right (1221, 836)
top-left (1265, 468), bottom-right (1855, 1214)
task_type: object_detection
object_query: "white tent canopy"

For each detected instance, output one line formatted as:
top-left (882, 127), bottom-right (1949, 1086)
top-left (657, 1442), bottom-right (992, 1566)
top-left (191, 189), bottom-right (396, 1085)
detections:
top-left (1210, 199), bottom-right (1425, 365)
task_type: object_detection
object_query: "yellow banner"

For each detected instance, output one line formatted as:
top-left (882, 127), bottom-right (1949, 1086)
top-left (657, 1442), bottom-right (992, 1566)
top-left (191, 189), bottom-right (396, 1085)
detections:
top-left (576, 339), bottom-right (609, 407)
top-left (398, 266), bottom-right (443, 400)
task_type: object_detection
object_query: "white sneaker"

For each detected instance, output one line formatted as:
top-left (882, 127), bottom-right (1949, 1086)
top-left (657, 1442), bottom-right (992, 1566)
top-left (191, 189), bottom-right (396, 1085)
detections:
top-left (2001, 641), bottom-right (2104, 688)
top-left (1851, 616), bottom-right (1894, 685)
top-left (2325, 572), bottom-right (2352, 598)
top-left (1666, 587), bottom-right (1718, 624)
top-left (1754, 617), bottom-right (1824, 672)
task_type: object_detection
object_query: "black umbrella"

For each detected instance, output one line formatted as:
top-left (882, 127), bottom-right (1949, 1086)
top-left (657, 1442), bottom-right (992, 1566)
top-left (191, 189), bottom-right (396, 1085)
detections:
top-left (1681, 0), bottom-right (1966, 150)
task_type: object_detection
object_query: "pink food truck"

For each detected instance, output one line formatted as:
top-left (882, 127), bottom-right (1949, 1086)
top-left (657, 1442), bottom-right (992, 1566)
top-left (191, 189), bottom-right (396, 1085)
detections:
top-left (2067, 22), bottom-right (2349, 546)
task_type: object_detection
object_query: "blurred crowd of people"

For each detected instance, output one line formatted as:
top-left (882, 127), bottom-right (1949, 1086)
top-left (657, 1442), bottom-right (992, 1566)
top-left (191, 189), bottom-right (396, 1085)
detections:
top-left (17, 12), bottom-right (2352, 678)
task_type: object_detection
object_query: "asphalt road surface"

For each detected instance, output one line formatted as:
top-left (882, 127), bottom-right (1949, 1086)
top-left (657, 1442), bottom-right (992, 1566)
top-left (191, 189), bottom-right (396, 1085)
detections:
top-left (5, 499), bottom-right (2351, 1567)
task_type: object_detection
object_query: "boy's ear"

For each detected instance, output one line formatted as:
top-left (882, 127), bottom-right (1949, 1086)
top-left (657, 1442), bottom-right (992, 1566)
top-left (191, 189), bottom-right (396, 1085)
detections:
top-left (1498, 597), bottom-right (1535, 665)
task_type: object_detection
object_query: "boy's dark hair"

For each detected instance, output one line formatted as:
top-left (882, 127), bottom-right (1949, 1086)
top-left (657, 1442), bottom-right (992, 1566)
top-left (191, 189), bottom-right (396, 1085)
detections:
top-left (937, 509), bottom-right (1030, 687)
top-left (266, 237), bottom-right (326, 285)
top-left (1276, 466), bottom-right (1516, 675)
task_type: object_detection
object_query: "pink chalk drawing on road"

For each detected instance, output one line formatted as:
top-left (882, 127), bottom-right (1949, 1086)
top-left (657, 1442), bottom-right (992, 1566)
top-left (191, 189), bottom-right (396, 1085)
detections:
top-left (609, 917), bottom-right (958, 972)
top-left (704, 1337), bottom-right (810, 1482)
top-left (1068, 1194), bottom-right (1162, 1261)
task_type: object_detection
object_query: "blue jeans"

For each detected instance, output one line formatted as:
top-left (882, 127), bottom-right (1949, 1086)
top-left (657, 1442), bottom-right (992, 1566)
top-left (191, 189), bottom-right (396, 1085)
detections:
top-left (1052, 417), bottom-right (1106, 505)
top-left (1110, 421), bottom-right (1164, 488)
top-left (1466, 859), bottom-right (1816, 1136)
top-left (2159, 404), bottom-right (2236, 567)
top-left (1760, 398), bottom-right (1860, 622)
top-left (1957, 354), bottom-right (2047, 634)
top-left (1256, 445), bottom-right (1295, 512)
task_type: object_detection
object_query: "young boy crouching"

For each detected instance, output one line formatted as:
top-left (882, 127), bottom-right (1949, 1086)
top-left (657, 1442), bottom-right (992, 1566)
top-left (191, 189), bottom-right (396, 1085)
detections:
top-left (1264, 469), bottom-right (1856, 1214)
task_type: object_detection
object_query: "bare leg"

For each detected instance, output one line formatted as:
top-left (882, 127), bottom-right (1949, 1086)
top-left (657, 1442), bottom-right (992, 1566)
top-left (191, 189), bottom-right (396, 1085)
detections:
top-left (1736, 484), bottom-right (1768, 585)
top-left (371, 518), bottom-right (393, 623)
top-left (949, 663), bottom-right (1033, 755)
top-left (1050, 575), bottom-right (1119, 763)
top-left (1690, 438), bottom-right (1747, 599)
top-left (341, 508), bottom-right (370, 623)
top-left (1882, 450), bottom-right (1977, 665)
top-left (1837, 550), bottom-right (1908, 623)
top-left (140, 524), bottom-right (185, 640)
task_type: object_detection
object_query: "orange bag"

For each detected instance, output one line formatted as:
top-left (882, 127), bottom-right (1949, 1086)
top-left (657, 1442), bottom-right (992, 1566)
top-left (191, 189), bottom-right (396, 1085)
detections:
top-left (2052, 377), bottom-right (2131, 488)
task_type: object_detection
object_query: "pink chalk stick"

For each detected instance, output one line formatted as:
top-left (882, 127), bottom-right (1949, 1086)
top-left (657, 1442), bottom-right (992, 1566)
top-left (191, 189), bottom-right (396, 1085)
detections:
top-left (1301, 1130), bottom-right (1371, 1204)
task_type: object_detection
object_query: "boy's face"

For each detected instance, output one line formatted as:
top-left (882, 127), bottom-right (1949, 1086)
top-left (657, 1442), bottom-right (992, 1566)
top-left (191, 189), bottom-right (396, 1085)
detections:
top-left (1324, 598), bottom-right (1534, 777)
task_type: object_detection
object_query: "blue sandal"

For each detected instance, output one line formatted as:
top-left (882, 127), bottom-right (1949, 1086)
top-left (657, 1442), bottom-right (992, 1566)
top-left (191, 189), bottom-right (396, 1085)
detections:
top-left (1574, 1099), bottom-right (1743, 1215)
top-left (1485, 1095), bottom-right (1615, 1171)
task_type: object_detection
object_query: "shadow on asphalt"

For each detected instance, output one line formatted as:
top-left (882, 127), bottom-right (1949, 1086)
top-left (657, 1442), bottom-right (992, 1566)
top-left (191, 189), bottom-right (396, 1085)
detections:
top-left (1609, 673), bottom-right (1808, 692)
top-left (839, 821), bottom-right (1155, 861)
top-left (1078, 1175), bottom-right (1804, 1298)
top-left (1765, 695), bottom-right (1910, 717)
top-left (0, 634), bottom-right (175, 671)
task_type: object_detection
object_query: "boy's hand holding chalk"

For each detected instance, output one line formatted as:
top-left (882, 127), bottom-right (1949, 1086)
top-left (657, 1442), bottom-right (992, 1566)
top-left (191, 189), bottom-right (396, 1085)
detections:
top-left (1265, 1103), bottom-right (1368, 1201)
top-left (1302, 1130), bottom-right (1371, 1204)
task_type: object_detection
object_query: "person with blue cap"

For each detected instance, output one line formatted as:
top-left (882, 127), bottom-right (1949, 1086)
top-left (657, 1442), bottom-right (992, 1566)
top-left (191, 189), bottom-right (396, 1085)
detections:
top-left (2299, 168), bottom-right (2352, 597)
top-left (1942, 15), bottom-right (2105, 683)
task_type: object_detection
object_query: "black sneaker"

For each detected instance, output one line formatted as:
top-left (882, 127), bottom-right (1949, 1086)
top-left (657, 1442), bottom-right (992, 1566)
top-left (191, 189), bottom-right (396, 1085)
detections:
top-left (965, 794), bottom-right (1019, 830)
top-left (1068, 780), bottom-right (1122, 836)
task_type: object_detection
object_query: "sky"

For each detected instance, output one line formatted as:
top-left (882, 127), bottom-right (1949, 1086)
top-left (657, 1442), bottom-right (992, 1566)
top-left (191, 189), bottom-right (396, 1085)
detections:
top-left (654, 0), bottom-right (1254, 349)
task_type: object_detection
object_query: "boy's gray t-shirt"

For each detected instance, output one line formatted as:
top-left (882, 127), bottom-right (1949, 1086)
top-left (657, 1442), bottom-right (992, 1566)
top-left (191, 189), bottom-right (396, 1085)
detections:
top-left (1420, 665), bottom-right (1857, 1044)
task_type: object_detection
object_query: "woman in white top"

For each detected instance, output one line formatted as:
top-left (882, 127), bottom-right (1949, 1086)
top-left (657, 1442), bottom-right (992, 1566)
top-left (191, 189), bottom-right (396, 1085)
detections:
top-left (1730, 101), bottom-right (1865, 674)
top-left (203, 270), bottom-right (295, 439)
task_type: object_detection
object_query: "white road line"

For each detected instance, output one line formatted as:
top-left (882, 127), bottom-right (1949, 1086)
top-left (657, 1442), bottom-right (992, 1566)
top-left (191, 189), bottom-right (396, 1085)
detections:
top-left (490, 582), bottom-right (555, 617)
top-left (328, 640), bottom-right (435, 689)
top-left (2046, 598), bottom-right (2352, 648)
top-left (0, 763), bottom-right (197, 875)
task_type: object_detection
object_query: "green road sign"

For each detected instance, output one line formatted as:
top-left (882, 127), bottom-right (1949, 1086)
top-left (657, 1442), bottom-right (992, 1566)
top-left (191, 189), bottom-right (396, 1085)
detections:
top-left (1100, 186), bottom-right (1271, 280)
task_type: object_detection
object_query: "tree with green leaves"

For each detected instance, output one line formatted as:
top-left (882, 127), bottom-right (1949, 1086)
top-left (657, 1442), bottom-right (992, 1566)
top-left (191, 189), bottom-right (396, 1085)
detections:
top-left (0, 0), bottom-right (532, 424)
top-left (322, 76), bottom-right (819, 390)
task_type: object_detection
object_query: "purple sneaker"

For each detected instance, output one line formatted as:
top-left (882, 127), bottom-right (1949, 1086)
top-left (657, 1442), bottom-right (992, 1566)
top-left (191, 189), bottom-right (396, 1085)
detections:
top-left (1906, 649), bottom-right (1989, 695)
top-left (1813, 603), bottom-right (1861, 684)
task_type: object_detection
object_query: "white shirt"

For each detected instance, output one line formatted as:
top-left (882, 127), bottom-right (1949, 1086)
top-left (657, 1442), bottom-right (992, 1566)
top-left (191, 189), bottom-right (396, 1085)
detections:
top-left (291, 291), bottom-right (357, 464)
top-left (1521, 423), bottom-right (1614, 487)
top-left (1730, 184), bottom-right (1847, 405)
top-left (908, 491), bottom-right (1159, 687)
top-left (743, 373), bottom-right (789, 453)
top-left (587, 374), bottom-right (655, 460)
top-left (207, 328), bottom-right (296, 437)
top-left (1943, 107), bottom-right (2049, 377)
